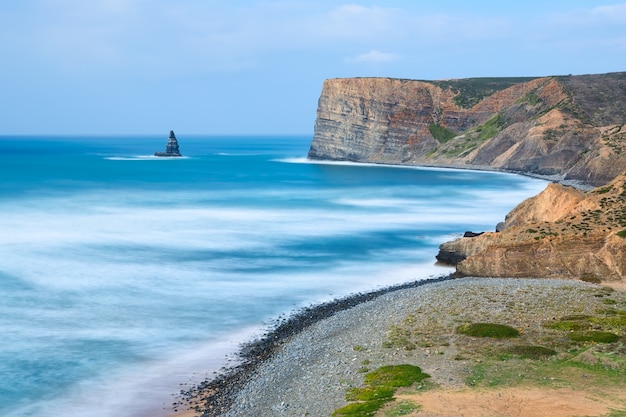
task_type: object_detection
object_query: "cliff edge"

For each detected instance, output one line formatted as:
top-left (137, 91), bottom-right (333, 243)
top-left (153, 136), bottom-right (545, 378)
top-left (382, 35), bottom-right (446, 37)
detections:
top-left (436, 171), bottom-right (626, 281)
top-left (308, 73), bottom-right (626, 187)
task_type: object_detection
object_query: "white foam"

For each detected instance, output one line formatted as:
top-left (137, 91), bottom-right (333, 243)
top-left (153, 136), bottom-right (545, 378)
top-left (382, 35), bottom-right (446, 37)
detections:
top-left (104, 155), bottom-right (190, 160)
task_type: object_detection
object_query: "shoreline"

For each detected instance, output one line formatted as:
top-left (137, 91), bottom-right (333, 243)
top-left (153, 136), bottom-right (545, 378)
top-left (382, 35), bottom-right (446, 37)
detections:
top-left (306, 156), bottom-right (595, 190)
top-left (172, 274), bottom-right (454, 416)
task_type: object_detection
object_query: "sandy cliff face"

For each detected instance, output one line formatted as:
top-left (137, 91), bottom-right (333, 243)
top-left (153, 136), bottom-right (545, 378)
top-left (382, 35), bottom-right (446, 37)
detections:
top-left (437, 172), bottom-right (626, 281)
top-left (309, 73), bottom-right (626, 187)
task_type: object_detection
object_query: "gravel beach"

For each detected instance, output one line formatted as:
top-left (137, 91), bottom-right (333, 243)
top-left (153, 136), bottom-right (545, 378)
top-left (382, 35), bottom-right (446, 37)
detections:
top-left (180, 276), bottom-right (625, 417)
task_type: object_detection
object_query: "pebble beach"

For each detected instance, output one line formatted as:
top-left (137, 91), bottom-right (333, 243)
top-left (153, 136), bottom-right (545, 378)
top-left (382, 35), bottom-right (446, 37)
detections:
top-left (177, 276), bottom-right (622, 417)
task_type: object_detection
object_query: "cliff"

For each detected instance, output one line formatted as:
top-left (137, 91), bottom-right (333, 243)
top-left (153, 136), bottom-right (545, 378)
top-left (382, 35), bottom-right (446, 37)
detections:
top-left (436, 171), bottom-right (626, 281)
top-left (308, 72), bottom-right (626, 187)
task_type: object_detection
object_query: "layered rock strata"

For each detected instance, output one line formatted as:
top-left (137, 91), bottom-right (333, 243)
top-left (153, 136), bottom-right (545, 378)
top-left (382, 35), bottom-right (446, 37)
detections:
top-left (437, 171), bottom-right (626, 281)
top-left (309, 73), bottom-right (626, 187)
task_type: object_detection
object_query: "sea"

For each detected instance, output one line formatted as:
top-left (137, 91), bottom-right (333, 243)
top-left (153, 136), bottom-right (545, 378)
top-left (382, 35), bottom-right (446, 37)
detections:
top-left (0, 134), bottom-right (548, 417)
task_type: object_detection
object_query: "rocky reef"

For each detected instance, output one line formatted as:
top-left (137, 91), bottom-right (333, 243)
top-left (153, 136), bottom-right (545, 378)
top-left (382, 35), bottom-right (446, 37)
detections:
top-left (308, 72), bottom-right (626, 187)
top-left (436, 171), bottom-right (626, 281)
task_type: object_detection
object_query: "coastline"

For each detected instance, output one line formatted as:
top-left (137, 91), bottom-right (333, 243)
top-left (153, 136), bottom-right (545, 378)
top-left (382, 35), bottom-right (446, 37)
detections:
top-left (167, 163), bottom-right (624, 417)
top-left (306, 156), bottom-right (594, 190)
top-left (173, 275), bottom-right (626, 416)
top-left (172, 274), bottom-right (454, 416)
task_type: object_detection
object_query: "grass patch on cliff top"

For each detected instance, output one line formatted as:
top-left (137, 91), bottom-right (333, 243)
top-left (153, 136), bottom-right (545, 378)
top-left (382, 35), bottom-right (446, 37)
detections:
top-left (428, 77), bottom-right (538, 108)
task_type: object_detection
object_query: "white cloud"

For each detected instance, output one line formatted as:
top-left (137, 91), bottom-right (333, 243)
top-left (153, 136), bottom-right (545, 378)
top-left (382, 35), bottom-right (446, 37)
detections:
top-left (544, 2), bottom-right (626, 27)
top-left (590, 3), bottom-right (626, 22)
top-left (2, 1), bottom-right (624, 81)
top-left (348, 50), bottom-right (399, 63)
top-left (325, 4), bottom-right (406, 38)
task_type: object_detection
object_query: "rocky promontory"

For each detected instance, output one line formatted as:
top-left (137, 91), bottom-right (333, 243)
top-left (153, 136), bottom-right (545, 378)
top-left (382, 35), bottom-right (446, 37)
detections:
top-left (308, 72), bottom-right (626, 283)
top-left (437, 170), bottom-right (626, 281)
top-left (309, 72), bottom-right (626, 187)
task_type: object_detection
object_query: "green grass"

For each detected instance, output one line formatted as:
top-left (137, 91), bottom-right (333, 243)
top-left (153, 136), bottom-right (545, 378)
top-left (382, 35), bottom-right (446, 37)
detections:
top-left (617, 229), bottom-right (626, 238)
top-left (332, 365), bottom-right (430, 417)
top-left (568, 331), bottom-right (620, 343)
top-left (505, 345), bottom-right (558, 359)
top-left (456, 322), bottom-right (520, 338)
top-left (476, 114), bottom-right (504, 141)
top-left (544, 317), bottom-right (592, 331)
top-left (346, 386), bottom-right (395, 402)
top-left (428, 123), bottom-right (457, 143)
top-left (332, 400), bottom-right (389, 417)
top-left (364, 365), bottom-right (429, 388)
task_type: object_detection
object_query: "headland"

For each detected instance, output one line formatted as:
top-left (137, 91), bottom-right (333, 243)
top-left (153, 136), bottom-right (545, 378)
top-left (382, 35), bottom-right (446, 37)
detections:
top-left (174, 71), bottom-right (626, 416)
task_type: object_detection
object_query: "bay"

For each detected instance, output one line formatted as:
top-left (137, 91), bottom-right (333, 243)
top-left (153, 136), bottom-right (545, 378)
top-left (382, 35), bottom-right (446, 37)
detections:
top-left (0, 135), bottom-right (547, 416)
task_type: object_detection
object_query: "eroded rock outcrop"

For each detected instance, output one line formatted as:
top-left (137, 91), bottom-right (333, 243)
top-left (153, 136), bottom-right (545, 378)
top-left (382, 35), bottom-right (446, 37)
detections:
top-left (155, 130), bottom-right (182, 157)
top-left (309, 73), bottom-right (626, 187)
top-left (437, 172), bottom-right (626, 281)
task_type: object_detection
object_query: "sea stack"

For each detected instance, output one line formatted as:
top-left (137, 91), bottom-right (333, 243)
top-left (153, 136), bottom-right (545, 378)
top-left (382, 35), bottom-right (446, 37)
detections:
top-left (155, 130), bottom-right (181, 157)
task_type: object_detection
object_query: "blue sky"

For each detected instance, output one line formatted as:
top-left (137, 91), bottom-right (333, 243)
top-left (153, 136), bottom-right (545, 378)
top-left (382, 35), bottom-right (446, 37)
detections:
top-left (1, 1), bottom-right (625, 135)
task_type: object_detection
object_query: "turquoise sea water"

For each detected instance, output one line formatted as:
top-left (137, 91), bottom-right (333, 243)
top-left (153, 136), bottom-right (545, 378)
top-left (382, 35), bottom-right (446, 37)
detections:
top-left (0, 135), bottom-right (547, 417)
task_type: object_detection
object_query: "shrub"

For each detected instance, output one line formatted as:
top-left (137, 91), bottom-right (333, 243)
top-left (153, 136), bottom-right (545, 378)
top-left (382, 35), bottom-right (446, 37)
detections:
top-left (428, 123), bottom-right (457, 143)
top-left (506, 345), bottom-right (558, 359)
top-left (568, 331), bottom-right (620, 343)
top-left (580, 274), bottom-right (602, 283)
top-left (365, 365), bottom-right (429, 388)
top-left (544, 318), bottom-right (592, 331)
top-left (456, 322), bottom-right (520, 338)
top-left (595, 185), bottom-right (613, 194)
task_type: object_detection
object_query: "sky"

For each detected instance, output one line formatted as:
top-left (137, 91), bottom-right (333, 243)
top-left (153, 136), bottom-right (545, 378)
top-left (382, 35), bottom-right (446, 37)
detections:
top-left (0, 1), bottom-right (625, 135)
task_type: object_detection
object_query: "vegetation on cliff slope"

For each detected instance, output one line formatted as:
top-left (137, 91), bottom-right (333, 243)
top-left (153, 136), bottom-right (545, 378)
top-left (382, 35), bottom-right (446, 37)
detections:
top-left (427, 77), bottom-right (538, 109)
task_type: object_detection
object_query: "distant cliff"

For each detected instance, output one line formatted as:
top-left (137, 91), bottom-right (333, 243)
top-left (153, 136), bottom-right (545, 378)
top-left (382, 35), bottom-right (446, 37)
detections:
top-left (308, 73), bottom-right (626, 187)
top-left (436, 170), bottom-right (626, 282)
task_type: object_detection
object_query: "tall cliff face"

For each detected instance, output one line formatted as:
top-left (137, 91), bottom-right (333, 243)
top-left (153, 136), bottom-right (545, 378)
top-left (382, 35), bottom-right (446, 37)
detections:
top-left (309, 73), bottom-right (626, 187)
top-left (436, 171), bottom-right (626, 281)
